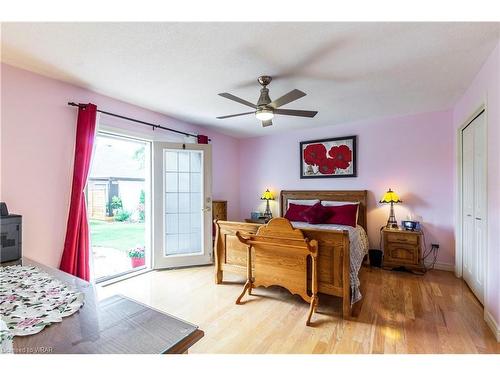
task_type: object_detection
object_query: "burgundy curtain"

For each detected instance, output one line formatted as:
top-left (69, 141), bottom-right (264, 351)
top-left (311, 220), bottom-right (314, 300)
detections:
top-left (60, 103), bottom-right (97, 281)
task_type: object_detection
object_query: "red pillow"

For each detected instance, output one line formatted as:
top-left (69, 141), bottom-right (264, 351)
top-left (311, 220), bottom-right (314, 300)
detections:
top-left (324, 204), bottom-right (358, 227)
top-left (300, 202), bottom-right (331, 224)
top-left (284, 203), bottom-right (311, 222)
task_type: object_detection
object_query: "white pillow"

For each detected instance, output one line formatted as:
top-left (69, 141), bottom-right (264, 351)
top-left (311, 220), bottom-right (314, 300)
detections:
top-left (287, 199), bottom-right (320, 209)
top-left (320, 200), bottom-right (359, 206)
top-left (321, 200), bottom-right (360, 224)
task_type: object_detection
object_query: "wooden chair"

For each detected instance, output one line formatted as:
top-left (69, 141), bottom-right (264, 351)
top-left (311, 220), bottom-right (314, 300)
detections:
top-left (234, 218), bottom-right (319, 326)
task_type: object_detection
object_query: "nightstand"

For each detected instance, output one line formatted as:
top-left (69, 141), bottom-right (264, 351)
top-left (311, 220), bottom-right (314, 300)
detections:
top-left (382, 228), bottom-right (423, 270)
top-left (212, 200), bottom-right (227, 222)
top-left (244, 218), bottom-right (269, 224)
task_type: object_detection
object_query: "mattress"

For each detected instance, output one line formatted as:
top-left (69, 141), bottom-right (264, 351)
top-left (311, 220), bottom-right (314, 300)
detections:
top-left (290, 222), bottom-right (369, 304)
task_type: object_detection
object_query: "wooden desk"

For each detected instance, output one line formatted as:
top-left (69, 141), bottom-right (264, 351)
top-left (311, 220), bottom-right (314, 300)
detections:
top-left (3, 258), bottom-right (204, 354)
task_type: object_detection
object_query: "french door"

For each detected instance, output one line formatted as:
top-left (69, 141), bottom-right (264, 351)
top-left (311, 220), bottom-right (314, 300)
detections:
top-left (461, 110), bottom-right (487, 304)
top-left (153, 142), bottom-right (212, 269)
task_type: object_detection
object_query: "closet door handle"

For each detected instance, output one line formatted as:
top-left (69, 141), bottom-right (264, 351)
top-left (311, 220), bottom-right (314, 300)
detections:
top-left (475, 217), bottom-right (482, 220)
top-left (466, 214), bottom-right (472, 217)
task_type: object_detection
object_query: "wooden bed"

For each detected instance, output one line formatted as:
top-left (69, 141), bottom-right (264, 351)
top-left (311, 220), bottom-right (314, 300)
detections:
top-left (214, 190), bottom-right (368, 318)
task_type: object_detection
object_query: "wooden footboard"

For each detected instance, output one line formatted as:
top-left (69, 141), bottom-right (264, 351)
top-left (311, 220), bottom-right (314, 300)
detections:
top-left (214, 220), bottom-right (352, 317)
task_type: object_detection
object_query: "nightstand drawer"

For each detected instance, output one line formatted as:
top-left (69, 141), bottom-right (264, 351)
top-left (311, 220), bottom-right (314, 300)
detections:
top-left (386, 231), bottom-right (418, 245)
top-left (386, 243), bottom-right (419, 265)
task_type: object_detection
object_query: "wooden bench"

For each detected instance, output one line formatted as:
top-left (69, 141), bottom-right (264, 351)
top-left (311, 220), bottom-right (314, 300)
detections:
top-left (234, 218), bottom-right (319, 326)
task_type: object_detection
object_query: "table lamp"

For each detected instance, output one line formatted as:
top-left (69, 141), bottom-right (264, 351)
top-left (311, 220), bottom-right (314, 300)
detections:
top-left (379, 188), bottom-right (402, 229)
top-left (260, 189), bottom-right (274, 219)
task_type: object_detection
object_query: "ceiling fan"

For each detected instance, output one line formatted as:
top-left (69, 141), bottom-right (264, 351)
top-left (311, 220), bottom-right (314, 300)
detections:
top-left (216, 75), bottom-right (318, 127)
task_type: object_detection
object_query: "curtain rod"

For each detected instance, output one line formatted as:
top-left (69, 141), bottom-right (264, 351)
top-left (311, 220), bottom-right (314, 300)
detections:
top-left (67, 102), bottom-right (199, 139)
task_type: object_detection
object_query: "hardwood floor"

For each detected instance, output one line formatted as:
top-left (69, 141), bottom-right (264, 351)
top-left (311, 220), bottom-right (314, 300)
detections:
top-left (97, 265), bottom-right (500, 354)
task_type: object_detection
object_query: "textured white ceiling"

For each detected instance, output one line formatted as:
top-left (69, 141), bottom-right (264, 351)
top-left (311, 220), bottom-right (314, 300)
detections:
top-left (1, 22), bottom-right (499, 137)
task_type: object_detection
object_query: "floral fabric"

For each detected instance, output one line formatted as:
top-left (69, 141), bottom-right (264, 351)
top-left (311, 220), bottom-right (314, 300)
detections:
top-left (0, 265), bottom-right (84, 353)
top-left (0, 319), bottom-right (13, 354)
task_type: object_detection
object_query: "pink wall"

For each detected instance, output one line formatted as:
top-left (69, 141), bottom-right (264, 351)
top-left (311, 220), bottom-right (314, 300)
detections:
top-left (452, 41), bottom-right (500, 325)
top-left (0, 63), bottom-right (240, 268)
top-left (2, 44), bottom-right (498, 330)
top-left (238, 110), bottom-right (456, 266)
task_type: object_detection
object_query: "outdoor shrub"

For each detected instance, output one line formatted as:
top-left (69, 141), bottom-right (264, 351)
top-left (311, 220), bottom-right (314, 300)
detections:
top-left (138, 190), bottom-right (145, 222)
top-left (114, 208), bottom-right (131, 222)
top-left (138, 204), bottom-right (145, 222)
top-left (110, 196), bottom-right (123, 210)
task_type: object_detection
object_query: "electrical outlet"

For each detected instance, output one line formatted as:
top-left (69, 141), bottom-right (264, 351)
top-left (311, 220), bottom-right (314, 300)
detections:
top-left (431, 243), bottom-right (439, 249)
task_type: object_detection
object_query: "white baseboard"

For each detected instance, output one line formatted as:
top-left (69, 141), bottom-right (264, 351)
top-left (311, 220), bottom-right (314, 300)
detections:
top-left (484, 310), bottom-right (500, 342)
top-left (430, 262), bottom-right (455, 272)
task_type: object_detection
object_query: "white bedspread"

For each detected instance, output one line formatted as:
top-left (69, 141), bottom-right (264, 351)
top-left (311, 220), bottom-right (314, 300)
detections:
top-left (290, 222), bottom-right (369, 304)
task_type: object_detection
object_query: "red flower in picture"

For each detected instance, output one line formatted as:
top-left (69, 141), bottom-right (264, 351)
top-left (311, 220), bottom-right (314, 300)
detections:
top-left (303, 143), bottom-right (327, 165)
top-left (318, 158), bottom-right (337, 175)
top-left (328, 144), bottom-right (352, 170)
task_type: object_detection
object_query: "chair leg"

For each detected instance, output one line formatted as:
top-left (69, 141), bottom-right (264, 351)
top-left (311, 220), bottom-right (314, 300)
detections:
top-left (236, 280), bottom-right (252, 305)
top-left (306, 296), bottom-right (318, 326)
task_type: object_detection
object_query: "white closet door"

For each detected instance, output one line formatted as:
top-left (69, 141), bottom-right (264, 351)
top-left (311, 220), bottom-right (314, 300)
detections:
top-left (462, 124), bottom-right (475, 291)
top-left (461, 111), bottom-right (486, 304)
top-left (472, 113), bottom-right (487, 303)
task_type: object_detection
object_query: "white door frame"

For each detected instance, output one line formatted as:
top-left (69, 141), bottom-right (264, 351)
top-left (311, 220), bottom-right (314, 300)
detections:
top-left (455, 103), bottom-right (488, 304)
top-left (152, 142), bottom-right (213, 269)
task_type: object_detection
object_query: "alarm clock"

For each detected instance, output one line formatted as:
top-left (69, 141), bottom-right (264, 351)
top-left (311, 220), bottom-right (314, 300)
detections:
top-left (250, 211), bottom-right (261, 220)
top-left (402, 220), bottom-right (420, 231)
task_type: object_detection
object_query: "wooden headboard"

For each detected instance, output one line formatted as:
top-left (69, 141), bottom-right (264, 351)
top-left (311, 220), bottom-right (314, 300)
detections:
top-left (280, 190), bottom-right (368, 230)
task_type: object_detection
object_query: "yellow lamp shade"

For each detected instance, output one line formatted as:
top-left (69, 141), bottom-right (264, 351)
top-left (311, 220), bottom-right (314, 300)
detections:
top-left (379, 189), bottom-right (402, 204)
top-left (260, 189), bottom-right (274, 201)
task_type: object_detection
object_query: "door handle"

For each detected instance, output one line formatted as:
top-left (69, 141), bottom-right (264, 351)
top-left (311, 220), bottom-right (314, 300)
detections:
top-left (475, 217), bottom-right (482, 221)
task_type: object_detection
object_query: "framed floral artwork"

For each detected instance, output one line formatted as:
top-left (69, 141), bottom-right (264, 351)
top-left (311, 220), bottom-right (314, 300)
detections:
top-left (300, 136), bottom-right (357, 178)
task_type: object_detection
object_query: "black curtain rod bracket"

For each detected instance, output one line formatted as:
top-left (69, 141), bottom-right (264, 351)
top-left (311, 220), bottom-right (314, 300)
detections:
top-left (67, 102), bottom-right (202, 139)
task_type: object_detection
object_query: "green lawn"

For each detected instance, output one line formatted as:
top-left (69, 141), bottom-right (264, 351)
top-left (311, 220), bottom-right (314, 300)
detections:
top-left (89, 220), bottom-right (145, 252)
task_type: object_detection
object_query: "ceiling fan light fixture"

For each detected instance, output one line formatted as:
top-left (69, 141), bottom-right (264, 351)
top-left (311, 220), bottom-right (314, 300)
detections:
top-left (255, 108), bottom-right (274, 121)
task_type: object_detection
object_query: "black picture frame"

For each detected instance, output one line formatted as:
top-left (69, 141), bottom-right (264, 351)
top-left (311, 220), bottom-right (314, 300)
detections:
top-left (299, 135), bottom-right (357, 179)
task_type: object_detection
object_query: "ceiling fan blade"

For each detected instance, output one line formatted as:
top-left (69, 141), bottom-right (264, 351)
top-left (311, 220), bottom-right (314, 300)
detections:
top-left (262, 119), bottom-right (273, 127)
top-left (274, 109), bottom-right (318, 118)
top-left (218, 93), bottom-right (257, 109)
top-left (216, 111), bottom-right (254, 119)
top-left (269, 89), bottom-right (306, 108)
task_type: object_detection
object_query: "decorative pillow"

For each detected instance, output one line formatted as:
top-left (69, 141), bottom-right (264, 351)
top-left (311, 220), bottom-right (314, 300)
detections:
top-left (287, 199), bottom-right (319, 208)
top-left (324, 204), bottom-right (358, 227)
top-left (300, 202), bottom-right (332, 224)
top-left (321, 200), bottom-right (360, 223)
top-left (284, 203), bottom-right (311, 222)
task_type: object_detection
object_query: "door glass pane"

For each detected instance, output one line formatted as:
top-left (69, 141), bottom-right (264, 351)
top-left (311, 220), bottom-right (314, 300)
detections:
top-left (165, 193), bottom-right (178, 213)
top-left (178, 193), bottom-right (190, 213)
top-left (190, 152), bottom-right (201, 172)
top-left (178, 173), bottom-right (190, 192)
top-left (165, 152), bottom-right (178, 172)
top-left (164, 149), bottom-right (204, 256)
top-left (178, 213), bottom-right (190, 233)
top-left (166, 234), bottom-right (179, 254)
top-left (178, 152), bottom-right (190, 172)
top-left (165, 214), bottom-right (178, 233)
top-left (190, 173), bottom-right (201, 192)
top-left (88, 134), bottom-right (150, 282)
top-left (165, 173), bottom-right (178, 192)
top-left (190, 192), bottom-right (201, 211)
